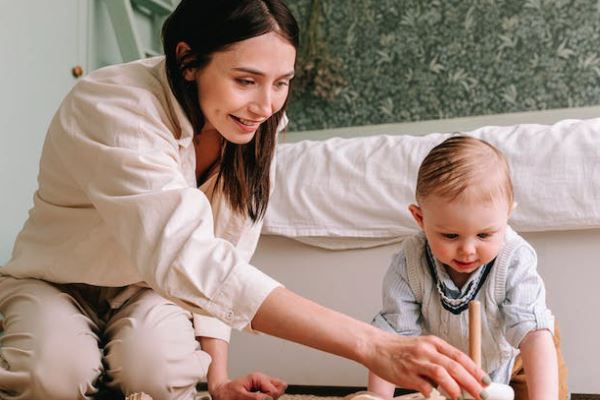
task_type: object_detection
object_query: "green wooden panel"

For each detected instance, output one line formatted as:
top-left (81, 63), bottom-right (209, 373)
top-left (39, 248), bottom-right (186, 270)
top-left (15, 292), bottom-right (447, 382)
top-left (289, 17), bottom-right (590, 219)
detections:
top-left (132, 0), bottom-right (173, 15)
top-left (102, 0), bottom-right (174, 62)
top-left (102, 0), bottom-right (144, 61)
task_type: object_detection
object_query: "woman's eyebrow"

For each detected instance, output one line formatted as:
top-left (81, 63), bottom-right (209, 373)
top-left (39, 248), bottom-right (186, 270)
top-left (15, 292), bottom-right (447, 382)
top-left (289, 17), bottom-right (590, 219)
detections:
top-left (232, 67), bottom-right (295, 79)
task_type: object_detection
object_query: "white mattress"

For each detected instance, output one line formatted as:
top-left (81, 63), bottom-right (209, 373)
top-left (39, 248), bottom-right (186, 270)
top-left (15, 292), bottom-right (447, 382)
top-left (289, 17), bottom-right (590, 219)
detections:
top-left (264, 118), bottom-right (600, 249)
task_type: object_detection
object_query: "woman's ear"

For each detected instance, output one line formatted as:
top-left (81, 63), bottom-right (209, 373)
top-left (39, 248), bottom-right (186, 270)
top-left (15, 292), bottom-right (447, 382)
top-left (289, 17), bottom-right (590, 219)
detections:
top-left (175, 42), bottom-right (196, 81)
top-left (408, 203), bottom-right (425, 230)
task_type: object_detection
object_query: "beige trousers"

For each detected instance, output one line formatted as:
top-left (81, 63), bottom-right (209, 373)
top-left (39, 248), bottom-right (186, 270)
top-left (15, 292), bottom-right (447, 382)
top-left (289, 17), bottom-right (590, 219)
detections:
top-left (0, 276), bottom-right (211, 400)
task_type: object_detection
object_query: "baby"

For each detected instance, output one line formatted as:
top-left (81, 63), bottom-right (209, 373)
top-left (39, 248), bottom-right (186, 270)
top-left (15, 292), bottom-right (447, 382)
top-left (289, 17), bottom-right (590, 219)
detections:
top-left (368, 136), bottom-right (567, 400)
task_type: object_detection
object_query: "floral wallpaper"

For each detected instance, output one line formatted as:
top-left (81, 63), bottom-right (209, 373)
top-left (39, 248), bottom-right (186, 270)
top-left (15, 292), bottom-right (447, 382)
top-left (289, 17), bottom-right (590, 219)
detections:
top-left (285, 0), bottom-right (600, 131)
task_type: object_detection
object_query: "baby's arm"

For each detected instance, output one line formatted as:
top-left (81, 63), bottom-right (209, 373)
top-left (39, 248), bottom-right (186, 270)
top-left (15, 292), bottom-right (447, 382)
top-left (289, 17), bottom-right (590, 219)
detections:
top-left (368, 251), bottom-right (423, 397)
top-left (368, 371), bottom-right (396, 399)
top-left (501, 243), bottom-right (558, 400)
top-left (519, 329), bottom-right (558, 400)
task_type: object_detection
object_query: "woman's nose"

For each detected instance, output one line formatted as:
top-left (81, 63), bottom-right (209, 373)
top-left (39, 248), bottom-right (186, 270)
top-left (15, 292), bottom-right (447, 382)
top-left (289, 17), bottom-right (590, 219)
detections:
top-left (249, 88), bottom-right (273, 117)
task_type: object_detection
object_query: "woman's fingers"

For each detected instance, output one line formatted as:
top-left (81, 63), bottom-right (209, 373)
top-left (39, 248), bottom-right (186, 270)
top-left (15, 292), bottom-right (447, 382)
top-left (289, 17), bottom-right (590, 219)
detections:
top-left (247, 392), bottom-right (275, 400)
top-left (412, 337), bottom-right (463, 398)
top-left (432, 336), bottom-right (490, 399)
top-left (211, 373), bottom-right (286, 400)
top-left (210, 380), bottom-right (250, 400)
top-left (247, 372), bottom-right (288, 399)
top-left (410, 375), bottom-right (435, 398)
top-left (420, 361), bottom-right (462, 398)
top-left (269, 377), bottom-right (288, 397)
top-left (372, 334), bottom-right (487, 400)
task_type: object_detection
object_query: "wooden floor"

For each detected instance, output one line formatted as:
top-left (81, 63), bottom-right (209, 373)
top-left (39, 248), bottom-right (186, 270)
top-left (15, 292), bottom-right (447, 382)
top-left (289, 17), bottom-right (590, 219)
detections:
top-left (282, 385), bottom-right (600, 400)
top-left (9, 380), bottom-right (600, 398)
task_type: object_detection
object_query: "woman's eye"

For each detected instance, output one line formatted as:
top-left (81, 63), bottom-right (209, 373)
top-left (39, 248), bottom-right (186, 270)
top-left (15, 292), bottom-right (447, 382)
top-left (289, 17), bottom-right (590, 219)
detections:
top-left (275, 80), bottom-right (290, 88)
top-left (236, 78), bottom-right (254, 86)
top-left (442, 233), bottom-right (458, 239)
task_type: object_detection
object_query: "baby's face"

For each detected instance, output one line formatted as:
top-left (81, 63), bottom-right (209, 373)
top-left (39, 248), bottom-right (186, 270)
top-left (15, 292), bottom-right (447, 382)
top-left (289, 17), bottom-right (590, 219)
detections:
top-left (410, 195), bottom-right (511, 286)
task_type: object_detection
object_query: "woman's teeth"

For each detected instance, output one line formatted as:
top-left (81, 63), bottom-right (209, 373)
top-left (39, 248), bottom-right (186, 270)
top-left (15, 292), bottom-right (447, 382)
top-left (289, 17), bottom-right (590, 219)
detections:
top-left (237, 117), bottom-right (259, 126)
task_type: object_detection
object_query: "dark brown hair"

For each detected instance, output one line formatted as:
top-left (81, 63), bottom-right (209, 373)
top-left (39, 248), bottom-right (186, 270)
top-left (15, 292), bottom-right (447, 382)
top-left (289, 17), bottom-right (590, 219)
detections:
top-left (162, 0), bottom-right (299, 221)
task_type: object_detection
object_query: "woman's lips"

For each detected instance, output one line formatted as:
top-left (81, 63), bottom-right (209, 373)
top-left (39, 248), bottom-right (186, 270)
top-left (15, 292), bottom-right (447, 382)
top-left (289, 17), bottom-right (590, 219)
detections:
top-left (230, 115), bottom-right (263, 133)
top-left (229, 114), bottom-right (265, 133)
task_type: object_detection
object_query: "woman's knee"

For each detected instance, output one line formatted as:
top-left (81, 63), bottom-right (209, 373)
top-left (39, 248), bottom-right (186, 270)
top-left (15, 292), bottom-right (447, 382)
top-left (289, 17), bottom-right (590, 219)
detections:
top-left (0, 333), bottom-right (102, 399)
top-left (105, 295), bottom-right (211, 398)
top-left (30, 358), bottom-right (101, 399)
top-left (0, 278), bottom-right (102, 399)
top-left (106, 334), bottom-right (211, 399)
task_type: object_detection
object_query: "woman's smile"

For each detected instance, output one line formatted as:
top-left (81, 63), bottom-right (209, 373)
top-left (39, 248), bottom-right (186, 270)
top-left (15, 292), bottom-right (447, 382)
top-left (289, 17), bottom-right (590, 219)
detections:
top-left (229, 114), bottom-right (264, 132)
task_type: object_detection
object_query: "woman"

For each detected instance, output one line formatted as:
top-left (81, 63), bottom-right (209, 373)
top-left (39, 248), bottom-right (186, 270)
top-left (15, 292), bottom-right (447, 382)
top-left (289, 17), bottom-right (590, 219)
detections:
top-left (0, 1), bottom-right (489, 399)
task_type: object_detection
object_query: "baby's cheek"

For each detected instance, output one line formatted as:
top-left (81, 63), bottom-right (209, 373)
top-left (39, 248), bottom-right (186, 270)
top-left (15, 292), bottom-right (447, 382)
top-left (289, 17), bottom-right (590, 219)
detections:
top-left (486, 241), bottom-right (504, 260)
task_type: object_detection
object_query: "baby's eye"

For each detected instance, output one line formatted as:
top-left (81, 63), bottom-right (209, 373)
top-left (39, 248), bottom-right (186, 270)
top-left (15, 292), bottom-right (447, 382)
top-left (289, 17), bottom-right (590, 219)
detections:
top-left (442, 233), bottom-right (458, 239)
top-left (477, 233), bottom-right (491, 239)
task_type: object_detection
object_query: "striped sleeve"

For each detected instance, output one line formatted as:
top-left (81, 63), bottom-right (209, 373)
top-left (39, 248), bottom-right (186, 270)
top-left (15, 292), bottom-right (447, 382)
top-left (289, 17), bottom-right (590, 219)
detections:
top-left (372, 251), bottom-right (422, 336)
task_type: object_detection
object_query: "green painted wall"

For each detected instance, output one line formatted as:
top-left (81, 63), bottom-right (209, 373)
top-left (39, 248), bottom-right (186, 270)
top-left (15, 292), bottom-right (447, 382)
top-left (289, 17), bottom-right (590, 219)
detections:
top-left (285, 0), bottom-right (600, 131)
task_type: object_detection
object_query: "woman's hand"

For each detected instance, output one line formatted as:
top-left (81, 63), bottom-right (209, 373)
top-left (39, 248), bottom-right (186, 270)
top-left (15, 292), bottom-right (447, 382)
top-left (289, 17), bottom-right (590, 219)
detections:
top-left (367, 333), bottom-right (489, 399)
top-left (209, 372), bottom-right (287, 400)
top-left (253, 288), bottom-right (488, 400)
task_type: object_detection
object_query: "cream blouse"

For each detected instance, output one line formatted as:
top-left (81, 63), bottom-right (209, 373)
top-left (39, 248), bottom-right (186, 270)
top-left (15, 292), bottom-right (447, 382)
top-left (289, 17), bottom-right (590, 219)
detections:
top-left (1, 57), bottom-right (282, 340)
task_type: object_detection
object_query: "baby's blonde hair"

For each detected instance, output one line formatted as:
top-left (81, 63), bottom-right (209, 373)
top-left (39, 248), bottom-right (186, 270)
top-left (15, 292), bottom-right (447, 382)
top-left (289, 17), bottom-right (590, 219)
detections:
top-left (415, 135), bottom-right (514, 208)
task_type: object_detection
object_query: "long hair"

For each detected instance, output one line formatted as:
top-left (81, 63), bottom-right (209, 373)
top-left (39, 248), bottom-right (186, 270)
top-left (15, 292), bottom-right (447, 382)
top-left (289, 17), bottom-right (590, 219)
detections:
top-left (162, 0), bottom-right (299, 221)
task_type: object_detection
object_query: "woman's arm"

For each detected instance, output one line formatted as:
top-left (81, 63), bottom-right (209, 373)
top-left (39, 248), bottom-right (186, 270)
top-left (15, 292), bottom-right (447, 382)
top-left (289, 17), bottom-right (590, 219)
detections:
top-left (199, 337), bottom-right (230, 394)
top-left (199, 337), bottom-right (287, 400)
top-left (519, 329), bottom-right (558, 400)
top-left (252, 287), bottom-right (488, 400)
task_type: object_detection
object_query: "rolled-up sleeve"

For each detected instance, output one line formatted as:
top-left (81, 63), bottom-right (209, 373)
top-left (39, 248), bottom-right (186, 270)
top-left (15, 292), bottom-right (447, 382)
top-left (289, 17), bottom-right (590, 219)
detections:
top-left (501, 245), bottom-right (554, 348)
top-left (191, 217), bottom-right (267, 340)
top-left (192, 215), bottom-right (267, 339)
top-left (193, 314), bottom-right (232, 342)
top-left (372, 251), bottom-right (422, 336)
top-left (54, 81), bottom-right (281, 331)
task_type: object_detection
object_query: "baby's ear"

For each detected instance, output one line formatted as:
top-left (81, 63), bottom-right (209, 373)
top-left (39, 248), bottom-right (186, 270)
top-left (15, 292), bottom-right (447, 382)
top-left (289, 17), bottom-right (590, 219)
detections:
top-left (509, 201), bottom-right (518, 216)
top-left (408, 204), bottom-right (424, 229)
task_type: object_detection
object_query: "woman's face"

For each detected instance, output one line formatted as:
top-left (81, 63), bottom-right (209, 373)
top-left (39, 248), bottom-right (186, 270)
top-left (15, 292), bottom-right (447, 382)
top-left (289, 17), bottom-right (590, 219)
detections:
top-left (189, 31), bottom-right (296, 144)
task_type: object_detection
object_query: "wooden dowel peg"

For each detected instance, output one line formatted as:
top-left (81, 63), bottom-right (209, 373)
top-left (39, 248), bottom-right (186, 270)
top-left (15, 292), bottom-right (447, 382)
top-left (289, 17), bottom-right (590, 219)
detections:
top-left (468, 300), bottom-right (481, 368)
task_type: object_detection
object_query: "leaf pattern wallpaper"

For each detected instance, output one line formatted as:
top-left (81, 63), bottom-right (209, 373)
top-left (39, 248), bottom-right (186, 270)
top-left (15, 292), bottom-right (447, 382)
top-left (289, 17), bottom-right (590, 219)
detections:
top-left (285, 0), bottom-right (600, 131)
